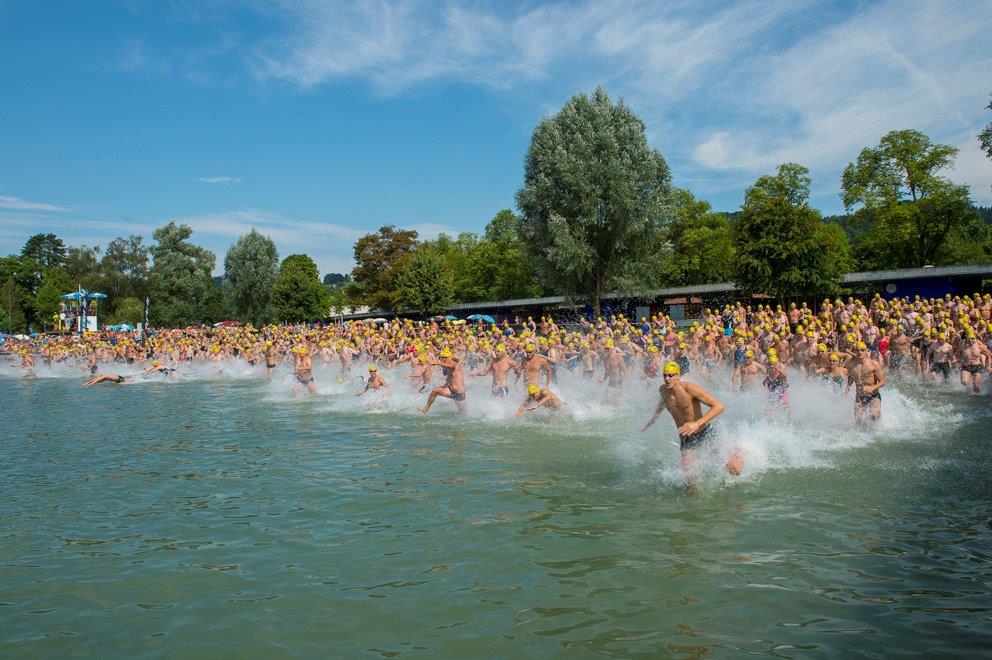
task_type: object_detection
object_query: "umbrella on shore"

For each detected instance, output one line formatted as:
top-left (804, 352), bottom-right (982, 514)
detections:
top-left (466, 314), bottom-right (496, 323)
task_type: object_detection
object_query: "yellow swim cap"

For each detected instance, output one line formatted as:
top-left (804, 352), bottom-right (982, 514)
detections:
top-left (368, 364), bottom-right (377, 372)
top-left (527, 384), bottom-right (539, 396)
top-left (440, 348), bottom-right (453, 358)
top-left (768, 355), bottom-right (779, 364)
top-left (818, 343), bottom-right (828, 352)
top-left (648, 345), bottom-right (658, 353)
top-left (524, 344), bottom-right (536, 353)
top-left (663, 361), bottom-right (681, 376)
top-left (830, 353), bottom-right (840, 363)
top-left (744, 349), bottom-right (754, 358)
top-left (855, 341), bottom-right (867, 350)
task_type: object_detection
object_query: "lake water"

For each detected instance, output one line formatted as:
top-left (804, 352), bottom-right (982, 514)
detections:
top-left (1, 365), bottom-right (990, 657)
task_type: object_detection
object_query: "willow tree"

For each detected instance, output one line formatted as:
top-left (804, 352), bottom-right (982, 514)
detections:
top-left (223, 228), bottom-right (279, 325)
top-left (516, 88), bottom-right (671, 316)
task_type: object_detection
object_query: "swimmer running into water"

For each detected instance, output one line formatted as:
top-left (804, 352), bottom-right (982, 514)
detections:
top-left (641, 361), bottom-right (743, 477)
top-left (515, 383), bottom-right (565, 416)
top-left (356, 364), bottom-right (389, 396)
top-left (418, 348), bottom-right (467, 413)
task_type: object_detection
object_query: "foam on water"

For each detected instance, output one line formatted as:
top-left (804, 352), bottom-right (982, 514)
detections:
top-left (3, 357), bottom-right (968, 490)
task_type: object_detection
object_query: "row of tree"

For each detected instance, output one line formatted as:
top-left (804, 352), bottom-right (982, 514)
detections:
top-left (4, 90), bottom-right (990, 330)
top-left (0, 223), bottom-right (336, 332)
top-left (345, 89), bottom-right (992, 315)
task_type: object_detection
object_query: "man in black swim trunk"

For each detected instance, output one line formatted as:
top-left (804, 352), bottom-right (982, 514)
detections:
top-left (641, 361), bottom-right (742, 477)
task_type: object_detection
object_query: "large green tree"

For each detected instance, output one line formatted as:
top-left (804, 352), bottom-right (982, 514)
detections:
top-left (350, 225), bottom-right (418, 311)
top-left (148, 222), bottom-right (216, 327)
top-left (842, 129), bottom-right (990, 268)
top-left (462, 210), bottom-right (542, 302)
top-left (101, 235), bottom-right (149, 307)
top-left (33, 268), bottom-right (72, 330)
top-left (109, 296), bottom-right (144, 325)
top-left (979, 93), bottom-right (992, 172)
top-left (0, 255), bottom-right (45, 329)
top-left (733, 163), bottom-right (851, 297)
top-left (270, 254), bottom-right (330, 323)
top-left (659, 189), bottom-right (735, 286)
top-left (397, 243), bottom-right (454, 315)
top-left (223, 229), bottom-right (279, 325)
top-left (0, 278), bottom-right (27, 333)
top-left (21, 233), bottom-right (67, 270)
top-left (64, 245), bottom-right (105, 293)
top-left (516, 88), bottom-right (671, 315)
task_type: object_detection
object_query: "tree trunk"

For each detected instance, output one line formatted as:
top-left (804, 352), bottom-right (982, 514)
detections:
top-left (592, 273), bottom-right (603, 320)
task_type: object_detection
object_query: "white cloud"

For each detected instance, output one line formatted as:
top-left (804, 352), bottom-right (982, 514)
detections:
top-left (687, 0), bottom-right (992, 203)
top-left (0, 195), bottom-right (69, 212)
top-left (198, 176), bottom-right (242, 184)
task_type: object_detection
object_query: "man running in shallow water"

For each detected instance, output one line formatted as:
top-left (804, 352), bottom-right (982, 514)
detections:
top-left (472, 344), bottom-right (515, 397)
top-left (641, 361), bottom-right (742, 476)
top-left (845, 341), bottom-right (885, 427)
top-left (418, 348), bottom-right (467, 413)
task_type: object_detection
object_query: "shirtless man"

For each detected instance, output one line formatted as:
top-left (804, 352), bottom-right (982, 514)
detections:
top-left (356, 364), bottom-right (389, 396)
top-left (888, 326), bottom-right (912, 375)
top-left (600, 340), bottom-right (627, 403)
top-left (926, 334), bottom-right (954, 382)
top-left (958, 334), bottom-right (988, 393)
top-left (731, 350), bottom-right (765, 391)
top-left (515, 383), bottom-right (566, 416)
top-left (337, 341), bottom-right (360, 376)
top-left (473, 345), bottom-right (515, 398)
top-left (293, 347), bottom-right (318, 396)
top-left (265, 340), bottom-right (278, 377)
top-left (409, 354), bottom-right (433, 392)
top-left (84, 373), bottom-right (132, 387)
top-left (845, 341), bottom-right (885, 426)
top-left (641, 361), bottom-right (741, 476)
top-left (418, 349), bottom-right (467, 413)
top-left (827, 353), bottom-right (848, 389)
top-left (518, 344), bottom-right (553, 388)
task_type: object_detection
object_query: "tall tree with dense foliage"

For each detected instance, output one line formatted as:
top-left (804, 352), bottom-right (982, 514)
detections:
top-left (33, 268), bottom-right (72, 330)
top-left (842, 129), bottom-right (990, 268)
top-left (223, 229), bottom-right (279, 325)
top-left (659, 189), bottom-right (735, 286)
top-left (397, 243), bottom-right (454, 314)
top-left (109, 297), bottom-right (144, 325)
top-left (350, 225), bottom-right (419, 311)
top-left (21, 233), bottom-right (67, 270)
top-left (979, 93), bottom-right (992, 174)
top-left (733, 163), bottom-right (851, 297)
top-left (463, 210), bottom-right (542, 302)
top-left (148, 222), bottom-right (216, 327)
top-left (516, 88), bottom-right (671, 315)
top-left (101, 235), bottom-right (150, 307)
top-left (0, 278), bottom-right (26, 333)
top-left (270, 254), bottom-right (330, 322)
top-left (0, 255), bottom-right (45, 329)
top-left (64, 245), bottom-right (104, 292)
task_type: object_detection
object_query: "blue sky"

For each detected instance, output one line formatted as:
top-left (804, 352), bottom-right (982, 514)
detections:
top-left (1, 0), bottom-right (990, 277)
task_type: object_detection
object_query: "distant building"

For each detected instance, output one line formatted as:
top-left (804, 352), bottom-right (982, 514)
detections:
top-left (337, 264), bottom-right (992, 324)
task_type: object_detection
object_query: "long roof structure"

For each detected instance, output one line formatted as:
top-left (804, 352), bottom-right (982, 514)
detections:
top-left (339, 263), bottom-right (992, 320)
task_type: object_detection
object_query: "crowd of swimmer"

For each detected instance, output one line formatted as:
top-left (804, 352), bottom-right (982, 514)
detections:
top-left (3, 292), bottom-right (991, 474)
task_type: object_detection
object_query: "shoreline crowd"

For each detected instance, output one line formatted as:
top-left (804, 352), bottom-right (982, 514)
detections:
top-left (3, 292), bottom-right (990, 477)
